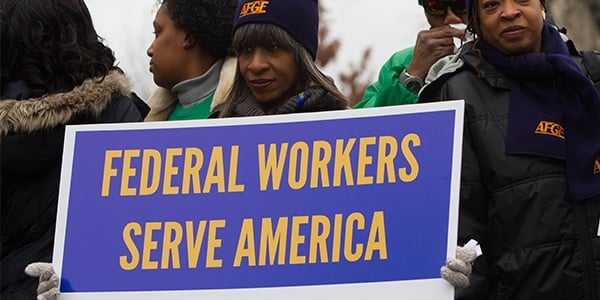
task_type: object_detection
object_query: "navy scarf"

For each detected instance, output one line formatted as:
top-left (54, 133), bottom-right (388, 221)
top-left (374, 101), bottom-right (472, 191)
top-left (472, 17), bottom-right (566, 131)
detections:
top-left (478, 24), bottom-right (600, 201)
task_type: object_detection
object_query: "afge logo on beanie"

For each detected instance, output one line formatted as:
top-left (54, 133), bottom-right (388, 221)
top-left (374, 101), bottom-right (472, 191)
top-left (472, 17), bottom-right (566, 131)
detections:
top-left (594, 158), bottom-right (600, 175)
top-left (233, 0), bottom-right (319, 59)
top-left (239, 1), bottom-right (269, 18)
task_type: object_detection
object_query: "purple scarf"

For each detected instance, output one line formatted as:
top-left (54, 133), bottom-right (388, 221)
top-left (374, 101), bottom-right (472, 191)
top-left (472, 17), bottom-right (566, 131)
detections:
top-left (478, 24), bottom-right (600, 201)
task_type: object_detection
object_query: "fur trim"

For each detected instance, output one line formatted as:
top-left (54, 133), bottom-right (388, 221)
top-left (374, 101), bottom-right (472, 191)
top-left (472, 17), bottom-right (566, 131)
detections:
top-left (211, 56), bottom-right (237, 111)
top-left (0, 70), bottom-right (132, 136)
top-left (144, 87), bottom-right (177, 121)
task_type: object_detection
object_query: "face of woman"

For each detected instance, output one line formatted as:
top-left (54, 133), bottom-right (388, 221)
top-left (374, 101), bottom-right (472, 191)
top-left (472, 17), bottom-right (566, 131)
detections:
top-left (146, 4), bottom-right (189, 89)
top-left (238, 44), bottom-right (299, 103)
top-left (477, 0), bottom-right (545, 55)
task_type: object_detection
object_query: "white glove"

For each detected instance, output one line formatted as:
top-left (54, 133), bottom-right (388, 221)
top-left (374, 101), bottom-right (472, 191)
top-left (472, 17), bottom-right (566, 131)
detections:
top-left (440, 241), bottom-right (480, 289)
top-left (25, 262), bottom-right (60, 300)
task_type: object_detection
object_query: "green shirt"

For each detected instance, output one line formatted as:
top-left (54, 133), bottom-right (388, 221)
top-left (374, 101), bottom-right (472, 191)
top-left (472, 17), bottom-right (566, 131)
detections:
top-left (167, 94), bottom-right (214, 121)
top-left (354, 47), bottom-right (417, 108)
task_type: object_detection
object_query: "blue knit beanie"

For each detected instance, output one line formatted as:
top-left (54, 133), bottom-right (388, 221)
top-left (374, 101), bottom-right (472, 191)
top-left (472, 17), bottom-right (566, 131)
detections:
top-left (233, 0), bottom-right (319, 60)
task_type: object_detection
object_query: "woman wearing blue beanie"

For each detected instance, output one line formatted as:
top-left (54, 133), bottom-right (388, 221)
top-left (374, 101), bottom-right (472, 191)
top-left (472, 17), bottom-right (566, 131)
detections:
top-left (421, 0), bottom-right (600, 299)
top-left (214, 0), bottom-right (349, 117)
top-left (22, 1), bottom-right (480, 298)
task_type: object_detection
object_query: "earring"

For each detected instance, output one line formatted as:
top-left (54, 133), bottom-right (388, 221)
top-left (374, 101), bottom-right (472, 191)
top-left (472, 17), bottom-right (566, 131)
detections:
top-left (183, 40), bottom-right (191, 48)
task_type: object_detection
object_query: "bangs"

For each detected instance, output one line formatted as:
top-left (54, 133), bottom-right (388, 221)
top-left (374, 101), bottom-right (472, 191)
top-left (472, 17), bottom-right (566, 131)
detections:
top-left (232, 23), bottom-right (296, 54)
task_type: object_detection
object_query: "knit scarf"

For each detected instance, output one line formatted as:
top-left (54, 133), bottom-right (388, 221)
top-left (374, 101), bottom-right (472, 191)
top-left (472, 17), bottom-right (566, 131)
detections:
top-left (232, 86), bottom-right (345, 116)
top-left (478, 24), bottom-right (600, 201)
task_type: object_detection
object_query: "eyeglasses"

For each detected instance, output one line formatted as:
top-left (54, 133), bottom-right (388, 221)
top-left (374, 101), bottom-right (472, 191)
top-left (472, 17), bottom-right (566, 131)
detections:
top-left (423, 0), bottom-right (467, 17)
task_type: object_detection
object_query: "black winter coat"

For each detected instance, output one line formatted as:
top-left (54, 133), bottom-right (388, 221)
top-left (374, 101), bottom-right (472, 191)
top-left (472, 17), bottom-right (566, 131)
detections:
top-left (0, 70), bottom-right (149, 299)
top-left (420, 44), bottom-right (600, 300)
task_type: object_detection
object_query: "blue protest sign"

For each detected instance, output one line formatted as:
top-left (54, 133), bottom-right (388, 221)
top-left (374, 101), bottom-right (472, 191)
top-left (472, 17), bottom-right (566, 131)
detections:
top-left (54, 101), bottom-right (464, 299)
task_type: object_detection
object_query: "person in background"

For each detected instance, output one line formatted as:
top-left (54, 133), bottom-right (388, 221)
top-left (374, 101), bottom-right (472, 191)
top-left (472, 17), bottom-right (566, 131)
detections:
top-left (354, 0), bottom-right (468, 108)
top-left (420, 0), bottom-right (600, 298)
top-left (0, 0), bottom-right (149, 299)
top-left (213, 0), bottom-right (349, 117)
top-left (144, 0), bottom-right (237, 121)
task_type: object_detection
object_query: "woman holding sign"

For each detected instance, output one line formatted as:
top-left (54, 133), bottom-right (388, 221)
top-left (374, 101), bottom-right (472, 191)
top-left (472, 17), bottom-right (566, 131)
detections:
top-left (22, 1), bottom-right (478, 299)
top-left (213, 0), bottom-right (349, 117)
top-left (420, 0), bottom-right (600, 299)
top-left (0, 0), bottom-right (149, 298)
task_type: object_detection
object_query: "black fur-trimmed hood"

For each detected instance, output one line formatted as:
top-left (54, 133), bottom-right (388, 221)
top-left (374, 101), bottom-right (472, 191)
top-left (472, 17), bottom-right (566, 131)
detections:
top-left (0, 70), bottom-right (133, 137)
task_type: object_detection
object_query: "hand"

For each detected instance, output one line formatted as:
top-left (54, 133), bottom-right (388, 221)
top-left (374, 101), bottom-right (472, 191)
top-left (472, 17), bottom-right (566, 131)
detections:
top-left (25, 262), bottom-right (60, 300)
top-left (407, 25), bottom-right (466, 80)
top-left (441, 243), bottom-right (479, 289)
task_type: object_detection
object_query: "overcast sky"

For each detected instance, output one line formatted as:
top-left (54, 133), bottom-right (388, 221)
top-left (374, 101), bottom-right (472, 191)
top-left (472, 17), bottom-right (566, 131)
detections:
top-left (84, 0), bottom-right (429, 99)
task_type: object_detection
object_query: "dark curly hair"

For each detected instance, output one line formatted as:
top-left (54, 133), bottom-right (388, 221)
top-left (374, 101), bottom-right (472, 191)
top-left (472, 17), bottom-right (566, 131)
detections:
top-left (0, 0), bottom-right (118, 97)
top-left (160, 0), bottom-right (237, 59)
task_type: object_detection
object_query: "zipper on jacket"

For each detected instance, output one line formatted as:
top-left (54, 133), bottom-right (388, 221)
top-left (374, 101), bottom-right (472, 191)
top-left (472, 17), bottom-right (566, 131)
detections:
top-left (575, 204), bottom-right (599, 300)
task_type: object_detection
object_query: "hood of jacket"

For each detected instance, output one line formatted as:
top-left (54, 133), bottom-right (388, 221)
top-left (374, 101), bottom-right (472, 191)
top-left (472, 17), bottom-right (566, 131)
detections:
top-left (0, 70), bottom-right (134, 177)
top-left (0, 70), bottom-right (132, 136)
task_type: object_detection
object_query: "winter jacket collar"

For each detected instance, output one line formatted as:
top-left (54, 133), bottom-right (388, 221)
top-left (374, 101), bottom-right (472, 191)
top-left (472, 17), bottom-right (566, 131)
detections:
top-left (460, 43), bottom-right (512, 90)
top-left (144, 56), bottom-right (237, 121)
top-left (172, 59), bottom-right (224, 109)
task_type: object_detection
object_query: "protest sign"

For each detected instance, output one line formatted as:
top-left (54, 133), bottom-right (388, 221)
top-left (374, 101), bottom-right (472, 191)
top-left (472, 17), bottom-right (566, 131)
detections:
top-left (54, 101), bottom-right (464, 299)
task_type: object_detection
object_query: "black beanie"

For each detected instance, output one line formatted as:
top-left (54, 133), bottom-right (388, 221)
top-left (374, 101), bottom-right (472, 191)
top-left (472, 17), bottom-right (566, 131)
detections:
top-left (233, 0), bottom-right (319, 59)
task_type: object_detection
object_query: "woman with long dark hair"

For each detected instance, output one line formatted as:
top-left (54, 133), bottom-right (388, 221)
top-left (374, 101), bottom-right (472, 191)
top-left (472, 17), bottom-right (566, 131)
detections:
top-left (214, 0), bottom-right (349, 117)
top-left (0, 0), bottom-right (148, 298)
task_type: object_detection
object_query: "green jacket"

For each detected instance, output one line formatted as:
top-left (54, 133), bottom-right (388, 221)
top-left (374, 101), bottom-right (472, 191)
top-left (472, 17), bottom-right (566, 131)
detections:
top-left (354, 47), bottom-right (417, 108)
